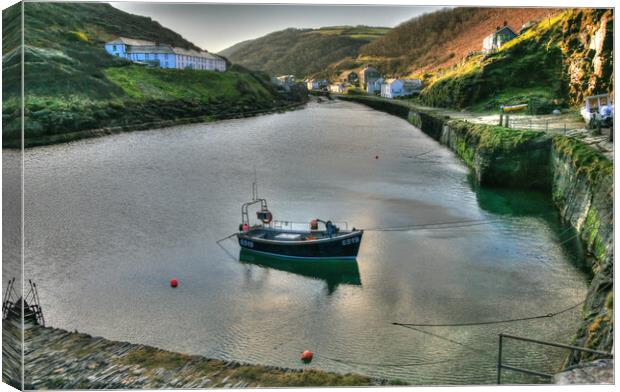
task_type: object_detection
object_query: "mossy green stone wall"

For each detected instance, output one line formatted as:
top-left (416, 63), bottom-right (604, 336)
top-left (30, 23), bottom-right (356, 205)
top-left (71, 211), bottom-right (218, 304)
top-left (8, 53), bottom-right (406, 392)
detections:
top-left (551, 136), bottom-right (613, 363)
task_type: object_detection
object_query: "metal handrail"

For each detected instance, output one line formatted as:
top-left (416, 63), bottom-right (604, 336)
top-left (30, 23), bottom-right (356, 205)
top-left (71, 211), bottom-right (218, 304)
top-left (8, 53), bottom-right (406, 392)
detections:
top-left (271, 220), bottom-right (349, 231)
top-left (497, 333), bottom-right (613, 384)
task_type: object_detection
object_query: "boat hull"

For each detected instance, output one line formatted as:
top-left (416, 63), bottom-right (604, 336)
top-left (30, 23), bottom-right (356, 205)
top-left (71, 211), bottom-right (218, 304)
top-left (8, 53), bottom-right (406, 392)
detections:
top-left (237, 230), bottom-right (363, 260)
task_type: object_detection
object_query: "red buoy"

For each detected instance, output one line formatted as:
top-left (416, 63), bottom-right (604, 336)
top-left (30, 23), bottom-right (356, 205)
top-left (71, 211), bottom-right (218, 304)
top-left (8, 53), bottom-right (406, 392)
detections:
top-left (300, 350), bottom-right (314, 363)
top-left (170, 279), bottom-right (178, 288)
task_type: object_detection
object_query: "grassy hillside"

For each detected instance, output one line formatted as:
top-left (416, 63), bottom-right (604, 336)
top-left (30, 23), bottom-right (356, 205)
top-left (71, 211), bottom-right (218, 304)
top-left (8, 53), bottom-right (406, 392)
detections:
top-left (358, 7), bottom-right (559, 77)
top-left (3, 2), bottom-right (201, 100)
top-left (2, 2), bottom-right (294, 146)
top-left (419, 9), bottom-right (613, 111)
top-left (218, 26), bottom-right (389, 78)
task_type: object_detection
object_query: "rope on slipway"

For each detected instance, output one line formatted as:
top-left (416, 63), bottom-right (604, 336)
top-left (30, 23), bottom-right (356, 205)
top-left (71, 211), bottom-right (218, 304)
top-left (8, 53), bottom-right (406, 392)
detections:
top-left (391, 299), bottom-right (586, 328)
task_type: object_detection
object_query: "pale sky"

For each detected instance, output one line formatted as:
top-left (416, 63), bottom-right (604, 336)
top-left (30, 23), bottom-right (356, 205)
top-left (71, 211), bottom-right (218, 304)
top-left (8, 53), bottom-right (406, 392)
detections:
top-left (110, 2), bottom-right (444, 53)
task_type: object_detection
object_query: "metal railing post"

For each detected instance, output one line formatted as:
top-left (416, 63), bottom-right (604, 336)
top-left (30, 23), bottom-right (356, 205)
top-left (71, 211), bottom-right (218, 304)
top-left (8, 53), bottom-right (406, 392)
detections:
top-left (496, 333), bottom-right (613, 384)
top-left (497, 333), bottom-right (503, 384)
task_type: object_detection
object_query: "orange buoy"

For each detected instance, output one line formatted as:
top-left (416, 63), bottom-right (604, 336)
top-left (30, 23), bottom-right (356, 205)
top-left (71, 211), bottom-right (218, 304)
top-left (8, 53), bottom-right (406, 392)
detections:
top-left (300, 350), bottom-right (314, 363)
top-left (170, 279), bottom-right (178, 288)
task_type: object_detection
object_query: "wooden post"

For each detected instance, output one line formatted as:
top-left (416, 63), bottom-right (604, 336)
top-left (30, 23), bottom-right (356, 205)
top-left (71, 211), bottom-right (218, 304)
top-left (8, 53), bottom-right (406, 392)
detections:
top-left (593, 120), bottom-right (602, 136)
top-left (497, 334), bottom-right (503, 384)
top-left (505, 114), bottom-right (509, 128)
top-left (499, 112), bottom-right (504, 126)
top-left (564, 124), bottom-right (567, 135)
top-left (545, 120), bottom-right (548, 132)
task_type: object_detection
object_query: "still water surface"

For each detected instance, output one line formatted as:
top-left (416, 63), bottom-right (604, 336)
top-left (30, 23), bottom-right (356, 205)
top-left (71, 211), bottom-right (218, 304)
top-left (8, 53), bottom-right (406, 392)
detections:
top-left (20, 100), bottom-right (588, 384)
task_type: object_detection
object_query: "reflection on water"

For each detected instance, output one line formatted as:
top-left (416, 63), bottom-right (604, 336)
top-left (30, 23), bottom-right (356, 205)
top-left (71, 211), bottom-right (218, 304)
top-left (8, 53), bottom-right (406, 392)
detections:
top-left (20, 100), bottom-right (589, 385)
top-left (471, 180), bottom-right (589, 274)
top-left (239, 249), bottom-right (361, 294)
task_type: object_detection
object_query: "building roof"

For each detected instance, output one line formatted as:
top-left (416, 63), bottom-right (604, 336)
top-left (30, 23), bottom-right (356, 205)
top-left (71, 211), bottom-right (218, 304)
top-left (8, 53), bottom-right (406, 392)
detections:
top-left (106, 37), bottom-right (157, 46)
top-left (107, 37), bottom-right (224, 61)
top-left (126, 45), bottom-right (175, 55)
top-left (488, 25), bottom-right (518, 38)
top-left (172, 47), bottom-right (223, 60)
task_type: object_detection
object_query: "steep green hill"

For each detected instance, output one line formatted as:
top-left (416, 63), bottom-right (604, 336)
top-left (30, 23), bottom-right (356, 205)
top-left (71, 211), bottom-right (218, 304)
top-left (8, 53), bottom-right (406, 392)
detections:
top-left (2, 2), bottom-right (293, 146)
top-left (358, 7), bottom-right (559, 76)
top-left (3, 2), bottom-right (202, 100)
top-left (219, 26), bottom-right (389, 78)
top-left (419, 9), bottom-right (613, 111)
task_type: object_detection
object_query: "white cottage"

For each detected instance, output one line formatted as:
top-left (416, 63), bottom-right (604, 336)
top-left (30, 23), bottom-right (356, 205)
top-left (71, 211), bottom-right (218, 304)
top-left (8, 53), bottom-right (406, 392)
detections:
top-left (329, 83), bottom-right (346, 94)
top-left (306, 79), bottom-right (328, 90)
top-left (366, 77), bottom-right (384, 94)
top-left (380, 78), bottom-right (422, 98)
top-left (104, 37), bottom-right (226, 71)
top-left (482, 25), bottom-right (518, 53)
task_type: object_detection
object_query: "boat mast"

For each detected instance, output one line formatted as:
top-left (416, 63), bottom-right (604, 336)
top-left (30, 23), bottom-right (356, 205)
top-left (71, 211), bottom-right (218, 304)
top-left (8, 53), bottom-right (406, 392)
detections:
top-left (241, 170), bottom-right (269, 227)
top-left (252, 167), bottom-right (258, 201)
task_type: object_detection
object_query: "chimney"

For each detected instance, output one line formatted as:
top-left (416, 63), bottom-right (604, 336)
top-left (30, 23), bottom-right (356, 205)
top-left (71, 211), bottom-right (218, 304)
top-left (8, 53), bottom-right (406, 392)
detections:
top-left (496, 26), bottom-right (500, 31)
top-left (503, 20), bottom-right (508, 26)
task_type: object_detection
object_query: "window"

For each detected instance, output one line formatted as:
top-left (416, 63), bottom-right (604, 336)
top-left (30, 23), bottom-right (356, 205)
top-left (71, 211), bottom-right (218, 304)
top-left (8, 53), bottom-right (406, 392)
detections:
top-left (112, 45), bottom-right (117, 51)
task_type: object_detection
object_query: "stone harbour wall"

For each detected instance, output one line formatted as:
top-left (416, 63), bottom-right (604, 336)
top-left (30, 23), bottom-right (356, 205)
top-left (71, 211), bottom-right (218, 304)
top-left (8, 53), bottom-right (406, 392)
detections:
top-left (1, 317), bottom-right (386, 389)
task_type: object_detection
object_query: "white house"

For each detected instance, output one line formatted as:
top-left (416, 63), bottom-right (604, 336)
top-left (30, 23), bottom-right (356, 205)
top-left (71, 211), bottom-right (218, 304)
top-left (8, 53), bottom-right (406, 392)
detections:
top-left (381, 79), bottom-right (402, 98)
top-left (359, 66), bottom-right (380, 89)
top-left (366, 77), bottom-right (384, 94)
top-left (104, 37), bottom-right (226, 71)
top-left (482, 25), bottom-right (518, 53)
top-left (380, 78), bottom-right (422, 98)
top-left (272, 75), bottom-right (297, 91)
top-left (306, 79), bottom-right (328, 90)
top-left (329, 83), bottom-right (346, 94)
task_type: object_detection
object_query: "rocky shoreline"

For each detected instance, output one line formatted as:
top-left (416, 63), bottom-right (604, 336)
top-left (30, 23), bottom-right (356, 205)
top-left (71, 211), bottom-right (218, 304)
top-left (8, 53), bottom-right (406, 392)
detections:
top-left (2, 316), bottom-right (387, 389)
top-left (4, 101), bottom-right (307, 149)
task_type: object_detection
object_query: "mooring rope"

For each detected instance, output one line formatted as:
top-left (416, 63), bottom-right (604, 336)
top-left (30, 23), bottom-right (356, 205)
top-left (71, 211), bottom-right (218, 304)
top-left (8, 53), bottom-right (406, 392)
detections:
top-left (216, 232), bottom-right (237, 243)
top-left (320, 354), bottom-right (463, 368)
top-left (216, 232), bottom-right (239, 261)
top-left (396, 324), bottom-right (492, 355)
top-left (391, 300), bottom-right (586, 328)
top-left (363, 218), bottom-right (501, 232)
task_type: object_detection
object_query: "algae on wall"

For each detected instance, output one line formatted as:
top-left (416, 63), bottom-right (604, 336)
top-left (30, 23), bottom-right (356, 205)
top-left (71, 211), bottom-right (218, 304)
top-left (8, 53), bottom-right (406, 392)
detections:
top-left (551, 135), bottom-right (613, 363)
top-left (439, 120), bottom-right (552, 190)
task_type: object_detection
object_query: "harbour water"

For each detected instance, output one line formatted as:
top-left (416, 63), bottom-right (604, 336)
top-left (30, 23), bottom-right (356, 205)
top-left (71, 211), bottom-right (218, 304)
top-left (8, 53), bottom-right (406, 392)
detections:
top-left (14, 100), bottom-right (588, 384)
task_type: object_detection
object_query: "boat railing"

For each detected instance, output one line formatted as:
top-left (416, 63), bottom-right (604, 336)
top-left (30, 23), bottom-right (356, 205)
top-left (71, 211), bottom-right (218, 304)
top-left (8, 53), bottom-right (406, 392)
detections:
top-left (271, 220), bottom-right (349, 231)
